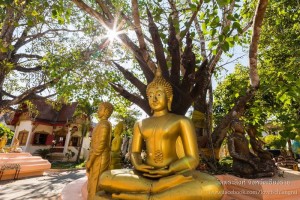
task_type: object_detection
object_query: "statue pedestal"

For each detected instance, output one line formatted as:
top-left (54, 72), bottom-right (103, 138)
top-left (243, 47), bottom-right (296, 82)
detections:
top-left (61, 176), bottom-right (87, 200)
top-left (0, 152), bottom-right (51, 181)
top-left (216, 167), bottom-right (300, 200)
top-left (62, 168), bottom-right (300, 200)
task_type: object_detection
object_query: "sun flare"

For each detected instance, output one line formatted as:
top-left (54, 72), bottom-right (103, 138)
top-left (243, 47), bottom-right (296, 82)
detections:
top-left (107, 29), bottom-right (119, 42)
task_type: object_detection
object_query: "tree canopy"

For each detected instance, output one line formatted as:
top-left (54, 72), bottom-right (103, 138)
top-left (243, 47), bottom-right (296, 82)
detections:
top-left (72, 0), bottom-right (269, 148)
top-left (72, 0), bottom-right (258, 115)
top-left (213, 0), bottom-right (300, 141)
top-left (1, 0), bottom-right (272, 150)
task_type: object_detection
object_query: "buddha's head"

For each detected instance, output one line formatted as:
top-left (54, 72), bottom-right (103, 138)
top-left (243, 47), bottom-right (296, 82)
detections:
top-left (114, 122), bottom-right (124, 136)
top-left (146, 67), bottom-right (173, 112)
top-left (98, 102), bottom-right (114, 119)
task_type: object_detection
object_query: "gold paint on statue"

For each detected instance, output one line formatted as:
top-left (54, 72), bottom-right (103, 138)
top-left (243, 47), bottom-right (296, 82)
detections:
top-left (110, 121), bottom-right (123, 169)
top-left (97, 68), bottom-right (223, 200)
top-left (0, 133), bottom-right (8, 152)
top-left (9, 138), bottom-right (22, 153)
top-left (86, 102), bottom-right (113, 200)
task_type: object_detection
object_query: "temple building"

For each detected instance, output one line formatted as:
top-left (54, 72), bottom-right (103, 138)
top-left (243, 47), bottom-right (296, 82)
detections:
top-left (6, 99), bottom-right (91, 162)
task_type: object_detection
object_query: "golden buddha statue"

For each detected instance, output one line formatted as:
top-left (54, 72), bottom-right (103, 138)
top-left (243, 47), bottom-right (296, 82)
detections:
top-left (10, 138), bottom-right (22, 153)
top-left (110, 121), bottom-right (124, 169)
top-left (86, 102), bottom-right (114, 200)
top-left (96, 68), bottom-right (223, 200)
top-left (0, 133), bottom-right (8, 152)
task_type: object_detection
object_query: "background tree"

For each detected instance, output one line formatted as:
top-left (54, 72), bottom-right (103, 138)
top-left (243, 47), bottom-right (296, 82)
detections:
top-left (213, 0), bottom-right (299, 147)
top-left (72, 0), bottom-right (268, 149)
top-left (258, 0), bottom-right (300, 141)
top-left (0, 123), bottom-right (14, 139)
top-left (73, 100), bottom-right (97, 163)
top-left (0, 0), bottom-right (127, 112)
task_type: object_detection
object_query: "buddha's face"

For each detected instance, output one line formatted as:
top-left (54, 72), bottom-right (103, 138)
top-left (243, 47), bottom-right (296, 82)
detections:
top-left (98, 106), bottom-right (107, 118)
top-left (148, 85), bottom-right (168, 112)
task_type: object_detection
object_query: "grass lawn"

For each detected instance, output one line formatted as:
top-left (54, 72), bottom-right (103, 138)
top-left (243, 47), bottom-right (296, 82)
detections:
top-left (51, 161), bottom-right (86, 169)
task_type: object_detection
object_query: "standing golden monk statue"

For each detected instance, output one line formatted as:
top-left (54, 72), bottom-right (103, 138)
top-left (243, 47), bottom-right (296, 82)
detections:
top-left (96, 68), bottom-right (223, 200)
top-left (86, 102), bottom-right (114, 200)
top-left (110, 121), bottom-right (124, 169)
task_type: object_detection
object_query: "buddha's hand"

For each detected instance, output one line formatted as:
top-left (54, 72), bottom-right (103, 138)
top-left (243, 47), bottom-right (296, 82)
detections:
top-left (143, 166), bottom-right (171, 178)
top-left (135, 164), bottom-right (155, 173)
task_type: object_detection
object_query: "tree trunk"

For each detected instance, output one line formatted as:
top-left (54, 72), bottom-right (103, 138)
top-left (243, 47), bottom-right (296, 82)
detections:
top-left (210, 0), bottom-right (268, 148)
top-left (76, 123), bottom-right (88, 163)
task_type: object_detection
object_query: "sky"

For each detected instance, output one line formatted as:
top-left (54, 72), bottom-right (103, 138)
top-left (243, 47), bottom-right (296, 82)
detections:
top-left (212, 45), bottom-right (249, 89)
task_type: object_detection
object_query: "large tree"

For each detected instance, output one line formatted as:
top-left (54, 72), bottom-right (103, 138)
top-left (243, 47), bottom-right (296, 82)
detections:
top-left (72, 0), bottom-right (268, 148)
top-left (214, 0), bottom-right (300, 141)
top-left (0, 0), bottom-right (110, 111)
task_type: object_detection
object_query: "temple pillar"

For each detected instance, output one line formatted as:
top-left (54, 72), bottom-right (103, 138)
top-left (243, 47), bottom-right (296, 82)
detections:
top-left (11, 125), bottom-right (20, 147)
top-left (63, 127), bottom-right (71, 154)
top-left (24, 122), bottom-right (33, 152)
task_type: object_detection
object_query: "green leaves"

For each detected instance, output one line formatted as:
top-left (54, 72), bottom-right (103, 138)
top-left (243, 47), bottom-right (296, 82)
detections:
top-left (0, 123), bottom-right (14, 139)
top-left (216, 0), bottom-right (231, 7)
top-left (214, 0), bottom-right (300, 140)
top-left (232, 22), bottom-right (243, 33)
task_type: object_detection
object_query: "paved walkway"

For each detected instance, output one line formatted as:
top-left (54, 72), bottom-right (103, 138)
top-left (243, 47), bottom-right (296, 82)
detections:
top-left (0, 169), bottom-right (86, 200)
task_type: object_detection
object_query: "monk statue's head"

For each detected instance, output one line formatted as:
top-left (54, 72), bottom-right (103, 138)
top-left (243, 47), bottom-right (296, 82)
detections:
top-left (114, 122), bottom-right (124, 136)
top-left (146, 67), bottom-right (173, 111)
top-left (98, 102), bottom-right (114, 119)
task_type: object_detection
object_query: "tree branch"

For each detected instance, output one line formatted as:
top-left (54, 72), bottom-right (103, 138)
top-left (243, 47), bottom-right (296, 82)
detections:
top-left (72, 0), bottom-right (111, 29)
top-left (146, 7), bottom-right (168, 77)
top-left (95, 0), bottom-right (114, 20)
top-left (249, 0), bottom-right (268, 89)
top-left (14, 28), bottom-right (83, 52)
top-left (14, 65), bottom-right (42, 72)
top-left (73, 0), bottom-right (155, 83)
top-left (179, 1), bottom-right (202, 41)
top-left (11, 26), bottom-right (31, 54)
top-left (109, 82), bottom-right (150, 115)
top-left (0, 90), bottom-right (16, 99)
top-left (0, 78), bottom-right (59, 109)
top-left (168, 17), bottom-right (181, 86)
top-left (0, 3), bottom-right (25, 45)
top-left (212, 88), bottom-right (256, 148)
top-left (211, 0), bottom-right (269, 148)
top-left (181, 32), bottom-right (196, 90)
top-left (12, 53), bottom-right (43, 63)
top-left (113, 61), bottom-right (147, 98)
top-left (131, 1), bottom-right (156, 73)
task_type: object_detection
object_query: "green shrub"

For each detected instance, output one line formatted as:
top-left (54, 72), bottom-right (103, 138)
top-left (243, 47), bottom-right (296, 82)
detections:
top-left (264, 134), bottom-right (286, 149)
top-left (0, 123), bottom-right (14, 139)
top-left (219, 156), bottom-right (233, 167)
top-left (34, 148), bottom-right (50, 159)
top-left (65, 149), bottom-right (75, 161)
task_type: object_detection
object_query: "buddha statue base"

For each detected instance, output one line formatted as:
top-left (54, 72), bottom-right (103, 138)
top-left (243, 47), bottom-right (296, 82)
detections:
top-left (95, 191), bottom-right (112, 200)
top-left (95, 169), bottom-right (223, 200)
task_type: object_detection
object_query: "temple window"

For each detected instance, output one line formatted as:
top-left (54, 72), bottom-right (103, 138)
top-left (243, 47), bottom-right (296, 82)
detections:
top-left (33, 131), bottom-right (49, 145)
top-left (70, 136), bottom-right (80, 147)
top-left (54, 135), bottom-right (65, 146)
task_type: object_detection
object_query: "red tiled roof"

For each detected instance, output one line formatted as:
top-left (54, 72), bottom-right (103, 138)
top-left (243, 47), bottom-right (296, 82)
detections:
top-left (8, 99), bottom-right (78, 125)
